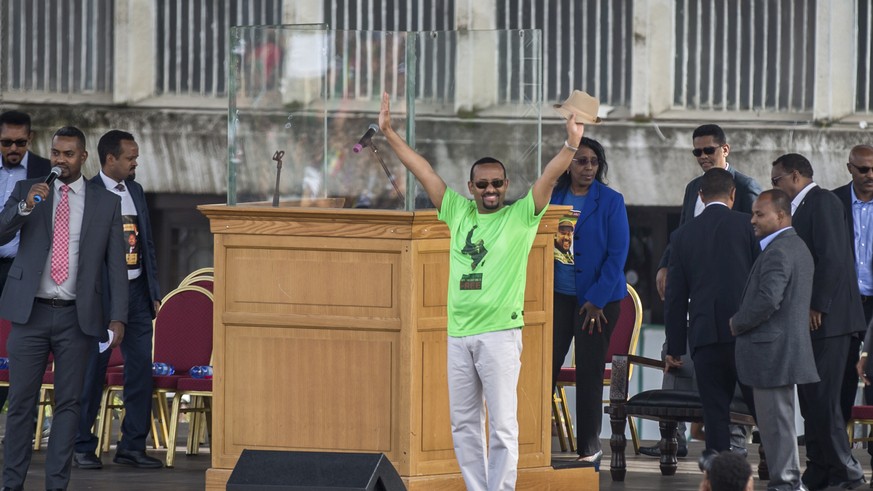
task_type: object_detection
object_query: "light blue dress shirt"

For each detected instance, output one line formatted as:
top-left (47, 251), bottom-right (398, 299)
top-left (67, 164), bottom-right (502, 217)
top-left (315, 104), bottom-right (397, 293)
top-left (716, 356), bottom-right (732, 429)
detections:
top-left (851, 185), bottom-right (873, 296)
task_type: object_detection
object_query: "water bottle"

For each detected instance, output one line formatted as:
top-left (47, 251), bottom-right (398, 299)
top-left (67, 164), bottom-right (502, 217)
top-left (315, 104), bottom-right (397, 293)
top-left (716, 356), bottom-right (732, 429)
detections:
top-left (152, 362), bottom-right (175, 376)
top-left (189, 365), bottom-right (213, 379)
top-left (0, 357), bottom-right (8, 370)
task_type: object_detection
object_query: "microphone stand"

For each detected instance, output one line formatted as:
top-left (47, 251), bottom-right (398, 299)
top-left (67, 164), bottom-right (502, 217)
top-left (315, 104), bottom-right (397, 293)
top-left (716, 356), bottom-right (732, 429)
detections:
top-left (367, 142), bottom-right (405, 205)
top-left (271, 150), bottom-right (285, 207)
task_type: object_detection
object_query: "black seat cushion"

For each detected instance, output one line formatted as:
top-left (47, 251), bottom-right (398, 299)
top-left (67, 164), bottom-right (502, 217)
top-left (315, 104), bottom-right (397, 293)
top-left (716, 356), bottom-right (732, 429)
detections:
top-left (625, 389), bottom-right (752, 416)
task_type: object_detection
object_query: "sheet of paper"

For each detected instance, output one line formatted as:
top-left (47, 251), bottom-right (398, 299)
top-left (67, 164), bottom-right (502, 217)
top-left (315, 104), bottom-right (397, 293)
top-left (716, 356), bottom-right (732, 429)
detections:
top-left (99, 329), bottom-right (114, 353)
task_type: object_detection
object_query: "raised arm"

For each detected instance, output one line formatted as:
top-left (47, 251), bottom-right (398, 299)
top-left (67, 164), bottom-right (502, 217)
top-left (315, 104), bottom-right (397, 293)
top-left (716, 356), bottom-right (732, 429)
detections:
top-left (531, 115), bottom-right (585, 214)
top-left (378, 92), bottom-right (447, 210)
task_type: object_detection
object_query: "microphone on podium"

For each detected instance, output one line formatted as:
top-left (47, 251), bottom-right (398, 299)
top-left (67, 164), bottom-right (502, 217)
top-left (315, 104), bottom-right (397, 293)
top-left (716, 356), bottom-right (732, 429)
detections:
top-left (33, 167), bottom-right (62, 203)
top-left (352, 124), bottom-right (380, 153)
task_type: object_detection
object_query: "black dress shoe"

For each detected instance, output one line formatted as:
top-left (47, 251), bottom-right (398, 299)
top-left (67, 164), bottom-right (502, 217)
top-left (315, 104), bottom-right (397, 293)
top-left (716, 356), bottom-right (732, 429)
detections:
top-left (639, 444), bottom-right (688, 458)
top-left (698, 449), bottom-right (719, 472)
top-left (830, 476), bottom-right (867, 489)
top-left (113, 448), bottom-right (163, 469)
top-left (73, 452), bottom-right (102, 470)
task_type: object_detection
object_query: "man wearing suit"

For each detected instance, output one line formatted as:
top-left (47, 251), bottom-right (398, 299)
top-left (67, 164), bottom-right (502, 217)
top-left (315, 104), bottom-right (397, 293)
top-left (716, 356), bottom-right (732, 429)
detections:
top-left (73, 130), bottom-right (163, 470)
top-left (0, 127), bottom-right (127, 491)
top-left (770, 153), bottom-right (867, 490)
top-left (730, 189), bottom-right (819, 491)
top-left (642, 124), bottom-right (762, 458)
top-left (833, 145), bottom-right (873, 470)
top-left (664, 168), bottom-right (758, 462)
top-left (0, 110), bottom-right (52, 413)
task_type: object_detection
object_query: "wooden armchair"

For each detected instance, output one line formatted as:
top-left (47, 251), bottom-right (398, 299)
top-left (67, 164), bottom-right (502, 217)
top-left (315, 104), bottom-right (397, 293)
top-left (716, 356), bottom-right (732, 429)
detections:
top-left (604, 354), bottom-right (765, 482)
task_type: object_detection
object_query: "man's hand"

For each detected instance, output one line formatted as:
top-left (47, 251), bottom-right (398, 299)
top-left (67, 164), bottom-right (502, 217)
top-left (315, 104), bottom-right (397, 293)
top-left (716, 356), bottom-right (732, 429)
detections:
top-left (108, 321), bottom-right (125, 349)
top-left (858, 354), bottom-right (870, 386)
top-left (26, 183), bottom-right (50, 209)
top-left (378, 92), bottom-right (394, 136)
top-left (656, 267), bottom-right (668, 301)
top-left (665, 354), bottom-right (683, 373)
top-left (809, 310), bottom-right (822, 331)
top-left (580, 301), bottom-right (607, 335)
top-left (154, 300), bottom-right (161, 315)
top-left (565, 114), bottom-right (584, 148)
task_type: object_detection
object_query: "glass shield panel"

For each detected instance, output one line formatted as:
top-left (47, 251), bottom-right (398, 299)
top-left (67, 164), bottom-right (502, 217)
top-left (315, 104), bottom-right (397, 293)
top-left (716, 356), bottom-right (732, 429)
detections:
top-left (227, 27), bottom-right (542, 209)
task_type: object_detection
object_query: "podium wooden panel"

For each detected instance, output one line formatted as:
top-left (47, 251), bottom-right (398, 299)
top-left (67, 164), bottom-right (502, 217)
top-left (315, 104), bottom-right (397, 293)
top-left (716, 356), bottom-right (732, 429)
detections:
top-left (199, 204), bottom-right (597, 490)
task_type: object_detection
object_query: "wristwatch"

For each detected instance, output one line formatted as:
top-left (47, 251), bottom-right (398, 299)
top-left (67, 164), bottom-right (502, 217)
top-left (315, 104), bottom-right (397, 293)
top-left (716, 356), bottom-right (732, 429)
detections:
top-left (17, 200), bottom-right (32, 214)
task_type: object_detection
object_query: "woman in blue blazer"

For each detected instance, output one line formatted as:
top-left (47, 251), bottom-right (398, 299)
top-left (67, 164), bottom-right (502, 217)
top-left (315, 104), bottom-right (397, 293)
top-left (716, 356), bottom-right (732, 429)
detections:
top-left (549, 136), bottom-right (630, 462)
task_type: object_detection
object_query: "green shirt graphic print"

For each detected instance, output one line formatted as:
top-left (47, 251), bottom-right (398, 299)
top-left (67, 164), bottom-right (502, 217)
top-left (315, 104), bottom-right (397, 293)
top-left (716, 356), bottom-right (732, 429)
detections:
top-left (438, 188), bottom-right (547, 337)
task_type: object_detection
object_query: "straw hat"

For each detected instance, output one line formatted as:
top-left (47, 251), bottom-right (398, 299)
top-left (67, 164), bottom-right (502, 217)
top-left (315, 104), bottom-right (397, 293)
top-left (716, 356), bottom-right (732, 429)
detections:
top-left (553, 90), bottom-right (602, 124)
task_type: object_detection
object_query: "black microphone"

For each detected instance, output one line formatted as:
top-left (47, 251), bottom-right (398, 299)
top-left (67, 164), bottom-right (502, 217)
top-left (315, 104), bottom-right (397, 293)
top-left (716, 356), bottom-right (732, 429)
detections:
top-left (352, 123), bottom-right (379, 153)
top-left (33, 167), bottom-right (62, 203)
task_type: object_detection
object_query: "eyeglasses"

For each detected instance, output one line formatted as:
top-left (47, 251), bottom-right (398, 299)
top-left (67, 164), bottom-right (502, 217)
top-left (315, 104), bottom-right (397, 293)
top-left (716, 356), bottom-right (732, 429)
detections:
top-left (771, 172), bottom-right (794, 186)
top-left (473, 179), bottom-right (505, 189)
top-left (691, 146), bottom-right (722, 157)
top-left (849, 162), bottom-right (873, 175)
top-left (571, 157), bottom-right (599, 166)
top-left (0, 139), bottom-right (28, 148)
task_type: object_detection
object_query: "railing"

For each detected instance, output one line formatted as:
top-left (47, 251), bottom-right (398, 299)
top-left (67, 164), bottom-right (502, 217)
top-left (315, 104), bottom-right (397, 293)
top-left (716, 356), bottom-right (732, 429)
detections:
top-left (858, 0), bottom-right (873, 113)
top-left (2, 0), bottom-right (114, 95)
top-left (674, 0), bottom-right (816, 112)
top-left (155, 0), bottom-right (283, 97)
top-left (496, 0), bottom-right (633, 107)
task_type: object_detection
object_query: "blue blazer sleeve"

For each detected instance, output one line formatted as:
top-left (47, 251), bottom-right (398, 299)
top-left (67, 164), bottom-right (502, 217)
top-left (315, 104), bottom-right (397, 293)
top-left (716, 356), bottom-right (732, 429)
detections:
top-left (582, 190), bottom-right (630, 308)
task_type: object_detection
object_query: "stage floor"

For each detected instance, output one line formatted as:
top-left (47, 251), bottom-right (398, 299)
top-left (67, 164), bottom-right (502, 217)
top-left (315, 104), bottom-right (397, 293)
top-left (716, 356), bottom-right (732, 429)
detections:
top-left (0, 416), bottom-right (869, 491)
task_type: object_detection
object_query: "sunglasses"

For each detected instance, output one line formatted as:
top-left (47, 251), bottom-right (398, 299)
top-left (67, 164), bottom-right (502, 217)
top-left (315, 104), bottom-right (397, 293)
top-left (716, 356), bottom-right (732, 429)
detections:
top-left (771, 172), bottom-right (793, 186)
top-left (849, 162), bottom-right (873, 175)
top-left (572, 157), bottom-right (599, 166)
top-left (473, 179), bottom-right (505, 189)
top-left (0, 139), bottom-right (28, 148)
top-left (691, 146), bottom-right (722, 157)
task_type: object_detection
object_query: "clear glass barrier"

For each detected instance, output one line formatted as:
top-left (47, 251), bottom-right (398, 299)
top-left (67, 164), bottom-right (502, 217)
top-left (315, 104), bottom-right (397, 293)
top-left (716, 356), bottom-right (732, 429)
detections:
top-left (228, 26), bottom-right (542, 209)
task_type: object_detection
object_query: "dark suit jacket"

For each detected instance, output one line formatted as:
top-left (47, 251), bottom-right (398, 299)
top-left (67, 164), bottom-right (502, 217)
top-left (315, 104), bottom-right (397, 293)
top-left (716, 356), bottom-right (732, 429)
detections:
top-left (659, 166), bottom-right (762, 269)
top-left (25, 152), bottom-right (52, 179)
top-left (732, 228), bottom-right (820, 388)
top-left (792, 185), bottom-right (866, 339)
top-left (833, 182), bottom-right (865, 268)
top-left (90, 175), bottom-right (162, 318)
top-left (834, 183), bottom-right (873, 350)
top-left (665, 204), bottom-right (759, 357)
top-left (0, 177), bottom-right (128, 339)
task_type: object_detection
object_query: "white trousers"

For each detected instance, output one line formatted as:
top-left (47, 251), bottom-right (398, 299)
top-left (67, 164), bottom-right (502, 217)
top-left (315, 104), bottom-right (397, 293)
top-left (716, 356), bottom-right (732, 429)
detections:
top-left (447, 328), bottom-right (522, 491)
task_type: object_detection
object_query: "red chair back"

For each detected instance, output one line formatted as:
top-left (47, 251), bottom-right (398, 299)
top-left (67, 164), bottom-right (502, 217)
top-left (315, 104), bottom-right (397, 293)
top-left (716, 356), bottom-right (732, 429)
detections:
top-left (189, 278), bottom-right (214, 292)
top-left (604, 285), bottom-right (643, 364)
top-left (0, 319), bottom-right (10, 358)
top-left (153, 286), bottom-right (214, 373)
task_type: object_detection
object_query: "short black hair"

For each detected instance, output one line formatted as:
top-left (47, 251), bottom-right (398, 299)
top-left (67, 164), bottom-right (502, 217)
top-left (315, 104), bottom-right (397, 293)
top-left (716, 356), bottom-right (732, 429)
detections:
top-left (759, 188), bottom-right (792, 216)
top-left (469, 157), bottom-right (506, 182)
top-left (0, 110), bottom-right (32, 132)
top-left (98, 130), bottom-right (136, 166)
top-left (772, 153), bottom-right (814, 179)
top-left (53, 126), bottom-right (87, 150)
top-left (707, 451), bottom-right (752, 491)
top-left (692, 124), bottom-right (727, 145)
top-left (699, 168), bottom-right (735, 199)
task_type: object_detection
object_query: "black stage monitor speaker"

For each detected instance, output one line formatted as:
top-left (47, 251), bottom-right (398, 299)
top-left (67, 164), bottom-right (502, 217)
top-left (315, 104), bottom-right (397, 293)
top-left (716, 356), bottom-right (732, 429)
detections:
top-left (226, 450), bottom-right (406, 491)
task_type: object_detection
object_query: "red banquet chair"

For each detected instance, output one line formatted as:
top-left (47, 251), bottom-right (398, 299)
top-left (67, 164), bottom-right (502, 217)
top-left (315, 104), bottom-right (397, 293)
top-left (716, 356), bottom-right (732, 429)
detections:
top-left (553, 284), bottom-right (644, 453)
top-left (150, 285), bottom-right (214, 467)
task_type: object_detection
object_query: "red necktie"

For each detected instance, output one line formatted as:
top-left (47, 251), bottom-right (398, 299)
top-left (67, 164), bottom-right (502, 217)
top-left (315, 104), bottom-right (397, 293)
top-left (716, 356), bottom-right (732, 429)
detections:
top-left (50, 185), bottom-right (70, 284)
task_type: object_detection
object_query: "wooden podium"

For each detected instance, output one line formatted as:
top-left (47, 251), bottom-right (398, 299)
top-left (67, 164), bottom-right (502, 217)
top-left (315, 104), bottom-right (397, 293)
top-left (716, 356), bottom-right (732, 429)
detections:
top-left (199, 203), bottom-right (597, 490)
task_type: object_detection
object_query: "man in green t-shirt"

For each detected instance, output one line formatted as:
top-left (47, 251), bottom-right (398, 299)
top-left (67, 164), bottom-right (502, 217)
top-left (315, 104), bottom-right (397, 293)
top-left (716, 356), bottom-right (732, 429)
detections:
top-left (379, 92), bottom-right (585, 491)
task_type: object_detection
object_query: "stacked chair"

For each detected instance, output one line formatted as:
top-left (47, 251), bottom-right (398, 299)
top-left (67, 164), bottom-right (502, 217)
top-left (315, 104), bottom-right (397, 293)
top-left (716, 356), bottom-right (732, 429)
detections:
top-left (91, 267), bottom-right (215, 466)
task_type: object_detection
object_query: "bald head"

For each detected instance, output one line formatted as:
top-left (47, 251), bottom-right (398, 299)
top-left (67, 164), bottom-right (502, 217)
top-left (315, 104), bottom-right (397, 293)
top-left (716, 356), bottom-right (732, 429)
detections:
top-left (848, 145), bottom-right (873, 202)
